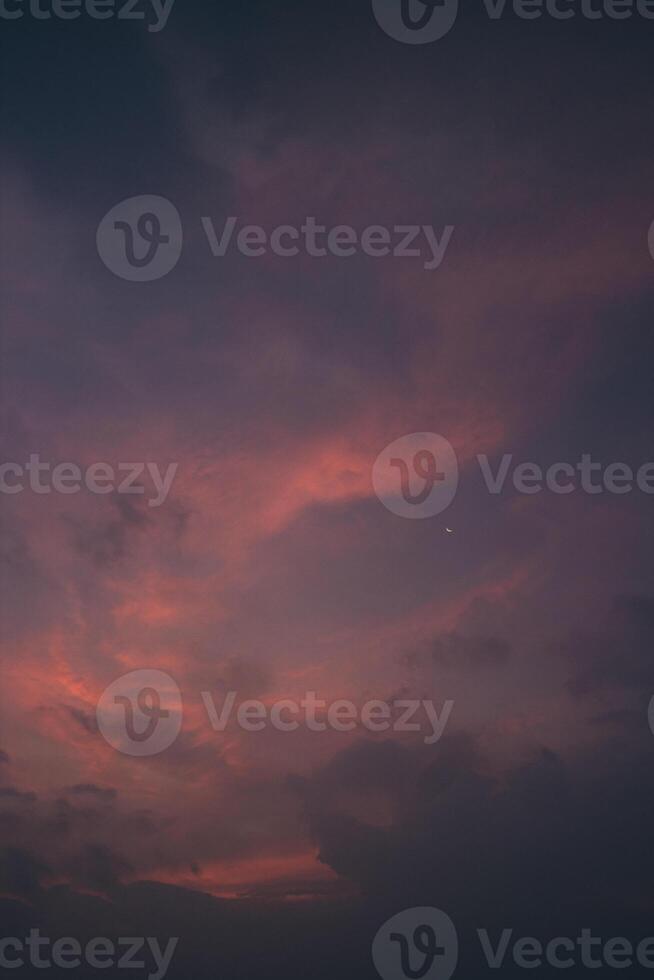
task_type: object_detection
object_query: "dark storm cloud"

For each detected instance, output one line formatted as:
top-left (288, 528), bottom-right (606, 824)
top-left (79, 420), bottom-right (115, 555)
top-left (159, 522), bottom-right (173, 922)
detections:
top-left (73, 843), bottom-right (134, 892)
top-left (564, 594), bottom-right (654, 697)
top-left (0, 846), bottom-right (49, 899)
top-left (431, 633), bottom-right (511, 668)
top-left (0, 19), bottom-right (183, 200)
top-left (301, 729), bottom-right (654, 946)
top-left (0, 782), bottom-right (163, 894)
top-left (65, 704), bottom-right (99, 735)
top-left (66, 494), bottom-right (152, 567)
top-left (65, 783), bottom-right (118, 802)
top-left (0, 879), bottom-right (373, 980)
top-left (401, 631), bottom-right (512, 670)
top-left (0, 512), bottom-right (63, 641)
top-left (4, 716), bottom-right (653, 978)
top-left (0, 787), bottom-right (37, 803)
top-left (208, 654), bottom-right (274, 698)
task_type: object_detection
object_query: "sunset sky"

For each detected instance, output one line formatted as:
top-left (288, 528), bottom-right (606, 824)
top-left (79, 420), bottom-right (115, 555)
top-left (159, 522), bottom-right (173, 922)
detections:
top-left (1, 2), bottom-right (654, 977)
